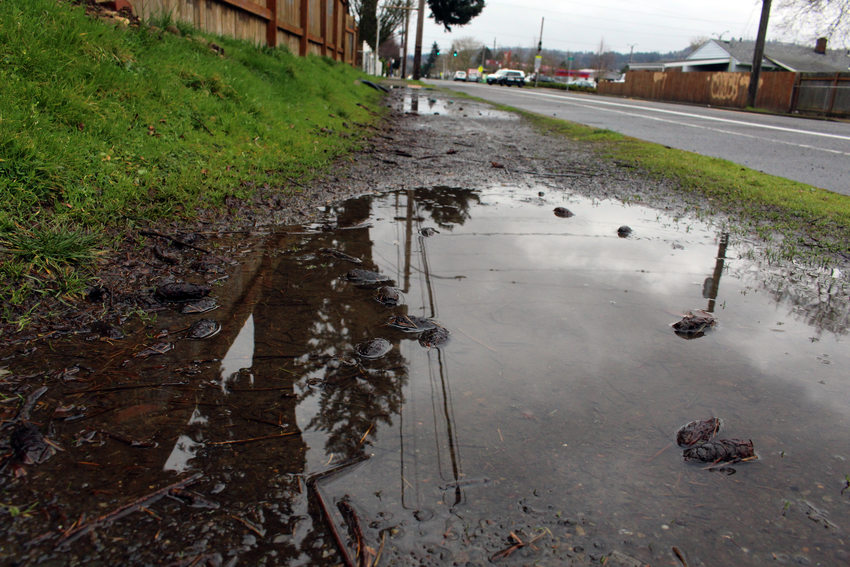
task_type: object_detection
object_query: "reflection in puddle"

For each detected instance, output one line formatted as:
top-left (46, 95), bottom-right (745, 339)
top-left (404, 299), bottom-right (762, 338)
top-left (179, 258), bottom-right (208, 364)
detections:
top-left (400, 94), bottom-right (517, 119)
top-left (8, 186), bottom-right (849, 565)
top-left (302, 187), bottom-right (849, 565)
top-left (218, 313), bottom-right (255, 393)
top-left (163, 434), bottom-right (202, 473)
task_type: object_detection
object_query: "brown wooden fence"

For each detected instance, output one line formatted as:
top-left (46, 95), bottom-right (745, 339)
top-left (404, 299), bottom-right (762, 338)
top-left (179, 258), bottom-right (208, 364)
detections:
top-left (598, 70), bottom-right (798, 113)
top-left (127, 0), bottom-right (357, 64)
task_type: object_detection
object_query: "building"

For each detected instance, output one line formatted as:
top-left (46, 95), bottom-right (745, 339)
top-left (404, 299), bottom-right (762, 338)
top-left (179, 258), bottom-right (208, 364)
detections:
top-left (629, 38), bottom-right (850, 73)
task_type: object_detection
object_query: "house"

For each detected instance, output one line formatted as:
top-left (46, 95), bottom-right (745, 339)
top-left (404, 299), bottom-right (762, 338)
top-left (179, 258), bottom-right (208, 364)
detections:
top-left (629, 38), bottom-right (850, 73)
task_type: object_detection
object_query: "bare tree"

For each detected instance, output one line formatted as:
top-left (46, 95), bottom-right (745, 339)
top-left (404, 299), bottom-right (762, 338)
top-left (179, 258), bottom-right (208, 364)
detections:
top-left (593, 38), bottom-right (615, 76)
top-left (688, 36), bottom-right (710, 54)
top-left (777, 0), bottom-right (850, 43)
top-left (450, 36), bottom-right (485, 70)
top-left (350, 0), bottom-right (412, 50)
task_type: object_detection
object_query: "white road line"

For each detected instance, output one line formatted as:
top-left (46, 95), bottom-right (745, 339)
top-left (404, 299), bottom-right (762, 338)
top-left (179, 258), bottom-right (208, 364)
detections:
top-left (505, 88), bottom-right (850, 143)
top-left (535, 96), bottom-right (850, 158)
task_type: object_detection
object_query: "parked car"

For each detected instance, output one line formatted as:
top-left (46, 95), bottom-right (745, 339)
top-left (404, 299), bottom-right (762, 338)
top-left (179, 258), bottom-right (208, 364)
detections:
top-left (486, 69), bottom-right (508, 85)
top-left (452, 70), bottom-right (467, 82)
top-left (498, 70), bottom-right (526, 87)
top-left (570, 78), bottom-right (597, 89)
top-left (526, 74), bottom-right (558, 85)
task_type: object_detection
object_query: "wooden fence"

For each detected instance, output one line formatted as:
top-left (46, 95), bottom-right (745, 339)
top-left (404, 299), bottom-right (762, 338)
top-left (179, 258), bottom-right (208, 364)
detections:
top-left (127, 0), bottom-right (358, 65)
top-left (791, 74), bottom-right (850, 117)
top-left (598, 70), bottom-right (798, 113)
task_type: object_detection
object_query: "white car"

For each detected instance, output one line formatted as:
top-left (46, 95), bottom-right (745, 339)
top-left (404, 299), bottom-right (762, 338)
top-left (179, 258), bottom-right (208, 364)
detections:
top-left (452, 70), bottom-right (467, 82)
top-left (486, 69), bottom-right (508, 85)
top-left (570, 78), bottom-right (597, 89)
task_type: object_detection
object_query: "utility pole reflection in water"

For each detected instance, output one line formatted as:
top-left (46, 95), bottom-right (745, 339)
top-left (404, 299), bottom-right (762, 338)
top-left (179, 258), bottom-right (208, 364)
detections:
top-left (395, 189), bottom-right (464, 510)
top-left (703, 233), bottom-right (729, 312)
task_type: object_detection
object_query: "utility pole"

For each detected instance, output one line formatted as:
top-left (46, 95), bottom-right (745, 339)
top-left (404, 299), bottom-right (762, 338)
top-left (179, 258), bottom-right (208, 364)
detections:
top-left (412, 0), bottom-right (426, 79)
top-left (628, 43), bottom-right (636, 65)
top-left (375, 2), bottom-right (381, 76)
top-left (401, 0), bottom-right (410, 78)
top-left (747, 0), bottom-right (772, 108)
top-left (534, 17), bottom-right (544, 87)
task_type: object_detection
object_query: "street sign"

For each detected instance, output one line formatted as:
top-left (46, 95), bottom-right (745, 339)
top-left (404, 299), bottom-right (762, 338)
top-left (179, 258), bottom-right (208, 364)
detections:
top-left (534, 54), bottom-right (542, 72)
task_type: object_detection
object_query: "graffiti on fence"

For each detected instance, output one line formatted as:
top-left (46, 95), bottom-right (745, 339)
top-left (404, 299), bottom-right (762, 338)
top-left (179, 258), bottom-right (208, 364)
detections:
top-left (709, 73), bottom-right (749, 103)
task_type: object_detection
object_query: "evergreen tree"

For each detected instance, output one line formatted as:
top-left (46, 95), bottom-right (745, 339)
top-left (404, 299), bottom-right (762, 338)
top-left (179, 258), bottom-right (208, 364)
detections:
top-left (428, 0), bottom-right (485, 31)
top-left (422, 42), bottom-right (440, 77)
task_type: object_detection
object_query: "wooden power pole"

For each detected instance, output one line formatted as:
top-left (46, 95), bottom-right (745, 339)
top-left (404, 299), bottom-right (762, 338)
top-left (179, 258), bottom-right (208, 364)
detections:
top-left (412, 0), bottom-right (426, 79)
top-left (747, 0), bottom-right (772, 108)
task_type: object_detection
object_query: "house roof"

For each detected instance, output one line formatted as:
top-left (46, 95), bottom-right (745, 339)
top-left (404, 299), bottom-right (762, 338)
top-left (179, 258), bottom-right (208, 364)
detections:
top-left (690, 39), bottom-right (850, 73)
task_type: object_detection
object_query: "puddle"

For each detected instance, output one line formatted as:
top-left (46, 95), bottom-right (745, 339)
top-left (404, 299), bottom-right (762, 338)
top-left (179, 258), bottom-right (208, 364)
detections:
top-left (400, 94), bottom-right (517, 119)
top-left (3, 187), bottom-right (849, 565)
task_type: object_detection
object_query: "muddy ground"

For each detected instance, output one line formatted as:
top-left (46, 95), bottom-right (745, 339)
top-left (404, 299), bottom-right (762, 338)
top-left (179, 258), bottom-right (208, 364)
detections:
top-left (0, 85), bottom-right (843, 566)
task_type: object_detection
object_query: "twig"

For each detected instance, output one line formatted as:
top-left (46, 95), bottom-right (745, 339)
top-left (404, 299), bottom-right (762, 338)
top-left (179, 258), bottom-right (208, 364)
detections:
top-left (72, 381), bottom-right (188, 395)
top-left (307, 455), bottom-right (372, 567)
top-left (55, 473), bottom-right (202, 547)
top-left (359, 424), bottom-right (373, 446)
top-left (647, 442), bottom-right (673, 463)
top-left (372, 531), bottom-right (386, 567)
top-left (338, 500), bottom-right (368, 566)
top-left (139, 229), bottom-right (212, 254)
top-left (206, 432), bottom-right (297, 446)
top-left (285, 176), bottom-right (307, 188)
top-left (455, 327), bottom-right (497, 353)
top-left (672, 545), bottom-right (689, 567)
top-left (490, 529), bottom-right (549, 561)
top-left (230, 514), bottom-right (266, 537)
top-left (311, 486), bottom-right (355, 567)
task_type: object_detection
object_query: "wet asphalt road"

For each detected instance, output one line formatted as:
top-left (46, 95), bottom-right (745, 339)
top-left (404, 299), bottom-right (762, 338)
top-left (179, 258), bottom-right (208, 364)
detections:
top-left (434, 79), bottom-right (850, 196)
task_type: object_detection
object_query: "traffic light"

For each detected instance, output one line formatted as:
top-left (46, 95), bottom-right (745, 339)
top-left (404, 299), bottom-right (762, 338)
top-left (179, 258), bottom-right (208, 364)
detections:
top-left (452, 50), bottom-right (457, 57)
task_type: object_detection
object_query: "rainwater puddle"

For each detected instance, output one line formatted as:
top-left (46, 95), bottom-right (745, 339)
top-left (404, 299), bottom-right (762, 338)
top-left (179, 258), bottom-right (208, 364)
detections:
top-left (6, 186), bottom-right (850, 565)
top-left (400, 94), bottom-right (517, 119)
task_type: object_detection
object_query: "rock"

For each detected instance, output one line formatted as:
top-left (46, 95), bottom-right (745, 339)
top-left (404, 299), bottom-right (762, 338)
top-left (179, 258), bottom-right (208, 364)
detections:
top-left (676, 417), bottom-right (721, 447)
top-left (604, 550), bottom-right (647, 567)
top-left (355, 338), bottom-right (392, 359)
top-left (672, 309), bottom-right (715, 336)
top-left (155, 282), bottom-right (211, 302)
top-left (683, 439), bottom-right (755, 463)
top-left (419, 326), bottom-right (450, 348)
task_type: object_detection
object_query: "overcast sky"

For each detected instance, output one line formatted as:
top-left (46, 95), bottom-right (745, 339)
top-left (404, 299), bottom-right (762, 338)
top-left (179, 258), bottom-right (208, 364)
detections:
top-left (408, 0), bottom-right (776, 55)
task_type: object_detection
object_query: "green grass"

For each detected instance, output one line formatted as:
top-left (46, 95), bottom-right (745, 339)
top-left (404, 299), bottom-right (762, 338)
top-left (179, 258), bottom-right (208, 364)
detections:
top-left (0, 0), bottom-right (383, 323)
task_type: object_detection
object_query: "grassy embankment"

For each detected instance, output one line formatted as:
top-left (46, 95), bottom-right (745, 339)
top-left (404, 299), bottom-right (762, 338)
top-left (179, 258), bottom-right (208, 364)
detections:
top-left (454, 89), bottom-right (850, 263)
top-left (0, 0), bottom-right (382, 328)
